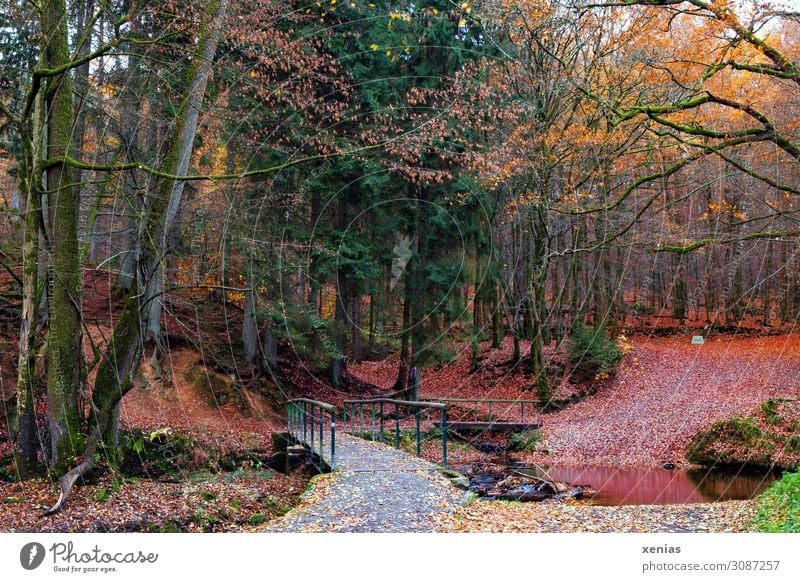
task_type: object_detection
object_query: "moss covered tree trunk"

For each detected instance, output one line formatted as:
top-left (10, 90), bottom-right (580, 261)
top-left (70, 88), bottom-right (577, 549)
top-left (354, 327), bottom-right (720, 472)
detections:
top-left (46, 0), bottom-right (230, 514)
top-left (13, 91), bottom-right (47, 477)
top-left (42, 0), bottom-right (84, 472)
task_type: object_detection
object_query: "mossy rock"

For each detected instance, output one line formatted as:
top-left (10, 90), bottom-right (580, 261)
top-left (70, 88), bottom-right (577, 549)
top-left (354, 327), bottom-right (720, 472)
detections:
top-left (119, 428), bottom-right (199, 477)
top-left (686, 401), bottom-right (800, 471)
top-left (183, 365), bottom-right (236, 407)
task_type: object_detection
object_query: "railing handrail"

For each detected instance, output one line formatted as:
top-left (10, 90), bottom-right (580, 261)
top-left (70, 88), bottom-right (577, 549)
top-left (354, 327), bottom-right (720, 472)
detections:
top-left (288, 397), bottom-right (338, 413)
top-left (287, 399), bottom-right (337, 469)
top-left (342, 398), bottom-right (448, 467)
top-left (343, 397), bottom-right (448, 410)
top-left (425, 397), bottom-right (539, 405)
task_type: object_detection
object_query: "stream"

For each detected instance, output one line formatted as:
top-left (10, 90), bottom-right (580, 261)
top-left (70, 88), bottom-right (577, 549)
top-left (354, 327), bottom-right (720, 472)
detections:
top-left (464, 463), bottom-right (780, 506)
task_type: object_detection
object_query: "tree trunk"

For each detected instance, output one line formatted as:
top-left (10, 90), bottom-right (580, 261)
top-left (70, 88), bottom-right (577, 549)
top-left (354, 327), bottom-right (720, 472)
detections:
top-left (408, 190), bottom-right (429, 402)
top-left (330, 193), bottom-right (348, 388)
top-left (43, 0), bottom-right (84, 472)
top-left (72, 0), bottom-right (93, 239)
top-left (569, 218), bottom-right (586, 328)
top-left (393, 293), bottom-right (411, 394)
top-left (672, 254), bottom-right (687, 324)
top-left (144, 0), bottom-right (229, 346)
top-left (763, 239), bottom-right (774, 327)
top-left (491, 279), bottom-right (502, 348)
top-left (46, 0), bottom-right (230, 514)
top-left (14, 91), bottom-right (47, 477)
top-left (526, 207), bottom-right (550, 405)
top-left (242, 284), bottom-right (258, 368)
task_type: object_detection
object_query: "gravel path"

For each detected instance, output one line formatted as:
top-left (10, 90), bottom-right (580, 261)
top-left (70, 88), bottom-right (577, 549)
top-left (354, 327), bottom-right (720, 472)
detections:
top-left (448, 498), bottom-right (757, 533)
top-left (266, 434), bottom-right (463, 532)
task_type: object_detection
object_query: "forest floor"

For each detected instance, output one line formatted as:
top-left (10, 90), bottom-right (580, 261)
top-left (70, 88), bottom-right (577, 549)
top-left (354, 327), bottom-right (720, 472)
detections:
top-left (0, 348), bottom-right (312, 532)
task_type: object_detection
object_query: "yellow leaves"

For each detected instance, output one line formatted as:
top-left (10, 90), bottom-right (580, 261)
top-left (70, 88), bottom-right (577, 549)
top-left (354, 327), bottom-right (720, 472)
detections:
top-left (249, 70), bottom-right (256, 78)
top-left (98, 84), bottom-right (117, 98)
top-left (458, 18), bottom-right (467, 28)
top-left (370, 43), bottom-right (379, 50)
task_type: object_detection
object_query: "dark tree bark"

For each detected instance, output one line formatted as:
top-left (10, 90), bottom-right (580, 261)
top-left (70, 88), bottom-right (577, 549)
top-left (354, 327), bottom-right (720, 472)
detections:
top-left (43, 0), bottom-right (85, 472)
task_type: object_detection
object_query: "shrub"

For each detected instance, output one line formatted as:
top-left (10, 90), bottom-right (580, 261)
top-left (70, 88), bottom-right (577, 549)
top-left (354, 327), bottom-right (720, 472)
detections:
top-left (566, 322), bottom-right (624, 381)
top-left (751, 470), bottom-right (800, 532)
top-left (119, 428), bottom-right (198, 477)
top-left (630, 302), bottom-right (655, 315)
top-left (507, 430), bottom-right (541, 453)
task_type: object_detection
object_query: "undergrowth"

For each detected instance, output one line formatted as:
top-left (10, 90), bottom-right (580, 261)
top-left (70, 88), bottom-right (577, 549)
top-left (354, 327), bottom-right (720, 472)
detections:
top-left (751, 470), bottom-right (800, 532)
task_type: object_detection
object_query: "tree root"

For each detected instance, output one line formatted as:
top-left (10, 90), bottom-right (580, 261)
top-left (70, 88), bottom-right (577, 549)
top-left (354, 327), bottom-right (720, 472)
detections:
top-left (43, 432), bottom-right (100, 516)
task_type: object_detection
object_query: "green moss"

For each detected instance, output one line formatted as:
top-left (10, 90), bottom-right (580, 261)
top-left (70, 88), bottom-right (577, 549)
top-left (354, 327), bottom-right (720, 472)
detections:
top-left (761, 399), bottom-right (785, 426)
top-left (260, 497), bottom-right (291, 515)
top-left (686, 401), bottom-right (800, 470)
top-left (248, 512), bottom-right (268, 526)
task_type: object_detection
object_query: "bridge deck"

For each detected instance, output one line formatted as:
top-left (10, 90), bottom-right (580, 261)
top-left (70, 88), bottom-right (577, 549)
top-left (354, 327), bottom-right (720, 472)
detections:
top-left (266, 434), bottom-right (463, 532)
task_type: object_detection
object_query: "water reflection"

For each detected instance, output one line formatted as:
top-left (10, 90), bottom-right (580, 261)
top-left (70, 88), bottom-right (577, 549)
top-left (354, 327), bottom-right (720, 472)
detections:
top-left (523, 465), bottom-right (778, 506)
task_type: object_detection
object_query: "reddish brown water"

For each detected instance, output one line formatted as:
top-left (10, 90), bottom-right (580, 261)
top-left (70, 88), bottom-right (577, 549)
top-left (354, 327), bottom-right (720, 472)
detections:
top-left (526, 465), bottom-right (779, 505)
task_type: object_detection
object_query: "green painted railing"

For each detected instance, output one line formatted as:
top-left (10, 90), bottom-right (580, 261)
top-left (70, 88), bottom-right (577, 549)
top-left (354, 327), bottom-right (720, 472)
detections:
top-left (342, 398), bottom-right (449, 468)
top-left (424, 397), bottom-right (540, 426)
top-left (287, 398), bottom-right (337, 470)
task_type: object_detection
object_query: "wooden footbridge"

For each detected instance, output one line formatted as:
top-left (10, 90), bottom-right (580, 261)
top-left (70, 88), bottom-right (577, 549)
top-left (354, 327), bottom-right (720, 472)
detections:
top-left (286, 396), bottom-right (540, 471)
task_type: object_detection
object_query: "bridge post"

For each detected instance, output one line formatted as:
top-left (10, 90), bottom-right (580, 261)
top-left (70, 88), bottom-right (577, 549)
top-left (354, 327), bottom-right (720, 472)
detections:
top-left (310, 405), bottom-right (314, 450)
top-left (442, 408), bottom-right (448, 468)
top-left (415, 410), bottom-right (421, 457)
top-left (370, 404), bottom-right (376, 441)
top-left (303, 402), bottom-right (307, 444)
top-left (395, 402), bottom-right (400, 449)
top-left (379, 402), bottom-right (384, 442)
top-left (319, 408), bottom-right (324, 458)
top-left (330, 409), bottom-right (336, 469)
